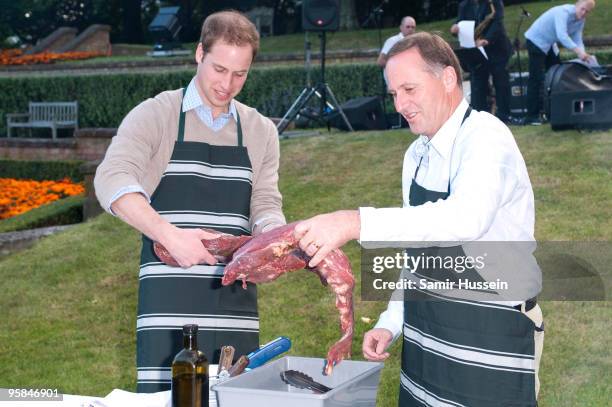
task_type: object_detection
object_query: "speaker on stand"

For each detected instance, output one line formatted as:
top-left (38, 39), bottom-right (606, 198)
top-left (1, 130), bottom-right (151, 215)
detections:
top-left (302, 0), bottom-right (340, 31)
top-left (277, 0), bottom-right (354, 135)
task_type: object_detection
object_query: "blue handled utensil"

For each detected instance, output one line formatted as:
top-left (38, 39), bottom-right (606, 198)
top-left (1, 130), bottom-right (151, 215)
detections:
top-left (246, 336), bottom-right (292, 369)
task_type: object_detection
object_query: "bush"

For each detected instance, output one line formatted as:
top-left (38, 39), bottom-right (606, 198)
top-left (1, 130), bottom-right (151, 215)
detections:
top-left (0, 160), bottom-right (84, 182)
top-left (0, 64), bottom-right (382, 135)
top-left (0, 195), bottom-right (85, 233)
top-left (1, 51), bottom-right (610, 135)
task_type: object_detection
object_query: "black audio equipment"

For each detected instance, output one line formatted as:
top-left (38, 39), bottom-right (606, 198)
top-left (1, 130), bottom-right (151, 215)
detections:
top-left (302, 0), bottom-right (340, 31)
top-left (545, 62), bottom-right (612, 130)
top-left (328, 96), bottom-right (388, 131)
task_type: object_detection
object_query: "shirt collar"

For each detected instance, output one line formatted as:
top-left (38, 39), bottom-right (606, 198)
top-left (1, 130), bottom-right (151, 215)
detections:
top-left (182, 77), bottom-right (237, 120)
top-left (427, 99), bottom-right (470, 160)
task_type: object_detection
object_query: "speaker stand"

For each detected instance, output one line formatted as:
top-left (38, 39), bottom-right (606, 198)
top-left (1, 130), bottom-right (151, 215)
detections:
top-left (276, 32), bottom-right (354, 136)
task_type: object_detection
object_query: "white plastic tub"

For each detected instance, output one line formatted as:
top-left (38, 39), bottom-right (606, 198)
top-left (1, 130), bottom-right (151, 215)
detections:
top-left (212, 356), bottom-right (383, 407)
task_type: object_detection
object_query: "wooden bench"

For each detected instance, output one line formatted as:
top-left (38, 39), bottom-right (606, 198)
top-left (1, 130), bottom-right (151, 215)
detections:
top-left (6, 101), bottom-right (78, 139)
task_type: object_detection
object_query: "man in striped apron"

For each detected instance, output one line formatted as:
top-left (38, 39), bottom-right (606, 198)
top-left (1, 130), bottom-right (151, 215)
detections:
top-left (94, 11), bottom-right (285, 392)
top-left (294, 32), bottom-right (544, 405)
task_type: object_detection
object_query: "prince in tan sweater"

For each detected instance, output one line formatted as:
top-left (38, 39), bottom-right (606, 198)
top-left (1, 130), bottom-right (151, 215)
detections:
top-left (94, 11), bottom-right (285, 392)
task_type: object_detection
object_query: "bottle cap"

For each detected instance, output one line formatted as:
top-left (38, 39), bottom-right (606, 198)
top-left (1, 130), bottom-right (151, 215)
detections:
top-left (183, 324), bottom-right (199, 334)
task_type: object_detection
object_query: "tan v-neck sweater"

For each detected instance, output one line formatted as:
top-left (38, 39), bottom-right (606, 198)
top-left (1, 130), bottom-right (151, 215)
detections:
top-left (94, 88), bottom-right (285, 234)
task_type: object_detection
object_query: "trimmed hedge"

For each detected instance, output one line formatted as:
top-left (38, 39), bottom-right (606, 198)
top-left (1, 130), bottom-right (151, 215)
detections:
top-left (0, 160), bottom-right (84, 182)
top-left (0, 64), bottom-right (382, 135)
top-left (0, 195), bottom-right (85, 233)
top-left (1, 52), bottom-right (610, 135)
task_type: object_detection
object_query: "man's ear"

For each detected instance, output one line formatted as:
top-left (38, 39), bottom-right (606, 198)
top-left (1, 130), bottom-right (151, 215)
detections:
top-left (442, 66), bottom-right (457, 92)
top-left (195, 43), bottom-right (204, 64)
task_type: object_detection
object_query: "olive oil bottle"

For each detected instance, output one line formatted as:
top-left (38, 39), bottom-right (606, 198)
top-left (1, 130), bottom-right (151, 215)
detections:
top-left (172, 324), bottom-right (209, 407)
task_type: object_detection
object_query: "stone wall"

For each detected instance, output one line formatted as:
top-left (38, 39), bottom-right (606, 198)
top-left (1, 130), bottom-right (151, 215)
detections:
top-left (27, 27), bottom-right (78, 55)
top-left (0, 128), bottom-right (115, 219)
top-left (0, 128), bottom-right (114, 162)
top-left (58, 25), bottom-right (112, 55)
top-left (74, 128), bottom-right (114, 162)
top-left (0, 138), bottom-right (77, 160)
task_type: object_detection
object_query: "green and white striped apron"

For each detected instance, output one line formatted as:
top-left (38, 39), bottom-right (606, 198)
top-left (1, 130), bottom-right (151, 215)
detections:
top-left (399, 107), bottom-right (538, 406)
top-left (136, 90), bottom-right (259, 392)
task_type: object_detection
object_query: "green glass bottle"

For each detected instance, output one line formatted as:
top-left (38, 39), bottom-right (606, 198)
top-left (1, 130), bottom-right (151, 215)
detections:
top-left (172, 324), bottom-right (209, 407)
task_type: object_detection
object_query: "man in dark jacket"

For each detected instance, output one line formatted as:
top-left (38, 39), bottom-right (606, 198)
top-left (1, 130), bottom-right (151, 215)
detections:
top-left (472, 0), bottom-right (514, 123)
top-left (451, 0), bottom-right (489, 113)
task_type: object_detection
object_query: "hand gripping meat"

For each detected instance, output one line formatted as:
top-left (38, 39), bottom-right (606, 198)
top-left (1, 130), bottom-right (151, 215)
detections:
top-left (222, 223), bottom-right (355, 375)
top-left (152, 224), bottom-right (355, 375)
top-left (153, 228), bottom-right (252, 267)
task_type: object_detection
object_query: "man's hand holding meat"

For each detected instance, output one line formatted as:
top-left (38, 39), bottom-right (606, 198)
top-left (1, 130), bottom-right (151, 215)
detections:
top-left (158, 227), bottom-right (219, 268)
top-left (293, 210), bottom-right (360, 268)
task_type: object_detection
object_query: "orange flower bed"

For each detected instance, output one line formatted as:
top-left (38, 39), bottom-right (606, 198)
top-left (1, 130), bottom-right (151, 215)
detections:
top-left (0, 48), bottom-right (107, 65)
top-left (0, 178), bottom-right (85, 220)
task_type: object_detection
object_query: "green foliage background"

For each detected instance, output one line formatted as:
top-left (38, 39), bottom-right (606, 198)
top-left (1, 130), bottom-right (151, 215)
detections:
top-left (0, 159), bottom-right (84, 181)
top-left (0, 64), bottom-right (381, 135)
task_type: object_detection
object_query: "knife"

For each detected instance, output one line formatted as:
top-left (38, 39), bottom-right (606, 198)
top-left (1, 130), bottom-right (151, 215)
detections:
top-left (217, 345), bottom-right (235, 375)
top-left (246, 336), bottom-right (292, 369)
top-left (228, 355), bottom-right (250, 377)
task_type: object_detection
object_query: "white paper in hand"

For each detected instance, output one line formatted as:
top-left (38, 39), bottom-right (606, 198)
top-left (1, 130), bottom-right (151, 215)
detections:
top-left (458, 20), bottom-right (476, 48)
top-left (458, 20), bottom-right (488, 60)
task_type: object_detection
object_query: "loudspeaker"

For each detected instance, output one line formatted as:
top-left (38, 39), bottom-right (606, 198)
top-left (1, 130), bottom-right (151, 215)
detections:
top-left (328, 96), bottom-right (387, 131)
top-left (386, 112), bottom-right (409, 129)
top-left (302, 0), bottom-right (340, 31)
top-left (545, 63), bottom-right (612, 130)
top-left (509, 72), bottom-right (529, 118)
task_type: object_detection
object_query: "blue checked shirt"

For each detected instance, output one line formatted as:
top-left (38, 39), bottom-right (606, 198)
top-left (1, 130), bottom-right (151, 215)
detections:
top-left (182, 77), bottom-right (237, 132)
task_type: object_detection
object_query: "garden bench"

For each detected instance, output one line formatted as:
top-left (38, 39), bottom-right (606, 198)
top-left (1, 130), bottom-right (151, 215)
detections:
top-left (6, 101), bottom-right (78, 139)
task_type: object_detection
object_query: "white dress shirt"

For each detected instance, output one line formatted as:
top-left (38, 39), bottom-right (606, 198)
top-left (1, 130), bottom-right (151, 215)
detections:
top-left (360, 100), bottom-right (539, 340)
top-left (381, 32), bottom-right (406, 55)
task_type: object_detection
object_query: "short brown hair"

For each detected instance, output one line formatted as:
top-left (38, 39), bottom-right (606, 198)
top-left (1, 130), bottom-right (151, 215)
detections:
top-left (387, 32), bottom-right (463, 88)
top-left (199, 10), bottom-right (260, 60)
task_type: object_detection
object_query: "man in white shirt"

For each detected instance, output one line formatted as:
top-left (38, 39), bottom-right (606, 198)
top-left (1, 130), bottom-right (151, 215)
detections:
top-left (294, 32), bottom-right (544, 406)
top-left (377, 16), bottom-right (416, 68)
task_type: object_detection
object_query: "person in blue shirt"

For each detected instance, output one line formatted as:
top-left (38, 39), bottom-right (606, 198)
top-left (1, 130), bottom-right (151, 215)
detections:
top-left (523, 0), bottom-right (596, 124)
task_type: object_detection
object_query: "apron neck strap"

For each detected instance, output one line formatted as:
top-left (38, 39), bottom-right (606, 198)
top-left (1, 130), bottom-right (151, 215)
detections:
top-left (236, 111), bottom-right (243, 147)
top-left (178, 87), bottom-right (187, 143)
top-left (178, 87), bottom-right (244, 147)
top-left (413, 105), bottom-right (472, 180)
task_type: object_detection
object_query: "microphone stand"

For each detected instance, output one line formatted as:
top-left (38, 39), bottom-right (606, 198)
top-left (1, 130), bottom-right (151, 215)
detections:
top-left (513, 9), bottom-right (529, 117)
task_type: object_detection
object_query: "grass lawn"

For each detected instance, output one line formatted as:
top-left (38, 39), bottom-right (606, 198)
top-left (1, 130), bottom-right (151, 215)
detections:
top-left (258, 0), bottom-right (611, 55)
top-left (56, 0), bottom-right (612, 66)
top-left (0, 124), bottom-right (610, 406)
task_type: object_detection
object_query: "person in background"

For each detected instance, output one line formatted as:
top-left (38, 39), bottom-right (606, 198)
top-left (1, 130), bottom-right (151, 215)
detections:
top-left (471, 0), bottom-right (514, 123)
top-left (377, 16), bottom-right (417, 68)
top-left (294, 32), bottom-right (544, 406)
top-left (450, 0), bottom-right (489, 113)
top-left (94, 10), bottom-right (285, 392)
top-left (523, 0), bottom-right (596, 125)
